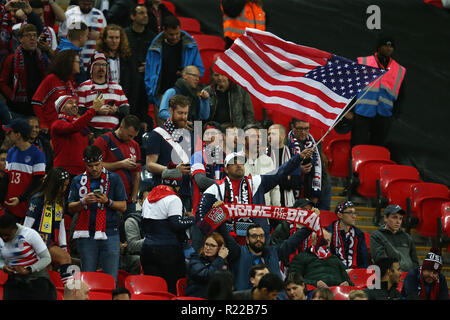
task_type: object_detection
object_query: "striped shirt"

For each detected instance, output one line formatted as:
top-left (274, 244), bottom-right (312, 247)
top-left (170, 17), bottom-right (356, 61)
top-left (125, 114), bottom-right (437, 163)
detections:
top-left (76, 80), bottom-right (129, 130)
top-left (5, 145), bottom-right (46, 218)
top-left (0, 224), bottom-right (47, 268)
top-left (58, 6), bottom-right (107, 70)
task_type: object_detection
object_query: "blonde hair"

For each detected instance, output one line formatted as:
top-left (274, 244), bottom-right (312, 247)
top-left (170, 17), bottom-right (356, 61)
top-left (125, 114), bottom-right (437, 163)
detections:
top-left (348, 290), bottom-right (368, 300)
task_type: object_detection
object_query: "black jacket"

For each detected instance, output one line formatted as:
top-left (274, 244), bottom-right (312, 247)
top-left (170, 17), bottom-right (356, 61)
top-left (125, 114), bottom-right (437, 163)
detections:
top-left (364, 281), bottom-right (401, 300)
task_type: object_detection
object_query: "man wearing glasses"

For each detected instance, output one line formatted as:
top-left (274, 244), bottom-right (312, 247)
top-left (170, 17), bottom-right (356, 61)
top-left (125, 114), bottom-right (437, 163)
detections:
top-left (287, 118), bottom-right (331, 210)
top-left (158, 65), bottom-right (210, 124)
top-left (326, 200), bottom-right (370, 270)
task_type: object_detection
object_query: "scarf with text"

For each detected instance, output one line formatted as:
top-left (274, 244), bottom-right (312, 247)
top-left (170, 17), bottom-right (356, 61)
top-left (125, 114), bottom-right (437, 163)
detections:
top-left (268, 145), bottom-right (295, 207)
top-left (199, 203), bottom-right (323, 239)
top-left (73, 168), bottom-right (110, 240)
top-left (418, 266), bottom-right (440, 300)
top-left (38, 200), bottom-right (64, 246)
top-left (13, 45), bottom-right (48, 102)
top-left (223, 176), bottom-right (253, 237)
top-left (288, 130), bottom-right (322, 196)
top-left (331, 220), bottom-right (359, 269)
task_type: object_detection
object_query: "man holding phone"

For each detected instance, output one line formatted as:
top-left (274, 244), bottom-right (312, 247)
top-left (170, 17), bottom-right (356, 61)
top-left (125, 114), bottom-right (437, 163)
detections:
top-left (77, 52), bottom-right (130, 138)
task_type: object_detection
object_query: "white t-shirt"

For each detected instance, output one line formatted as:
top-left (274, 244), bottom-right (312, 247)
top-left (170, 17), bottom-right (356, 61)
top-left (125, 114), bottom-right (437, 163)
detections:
top-left (0, 224), bottom-right (47, 268)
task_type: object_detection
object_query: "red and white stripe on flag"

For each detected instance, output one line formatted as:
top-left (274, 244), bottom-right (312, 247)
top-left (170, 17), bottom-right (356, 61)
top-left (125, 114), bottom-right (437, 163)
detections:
top-left (213, 28), bottom-right (382, 131)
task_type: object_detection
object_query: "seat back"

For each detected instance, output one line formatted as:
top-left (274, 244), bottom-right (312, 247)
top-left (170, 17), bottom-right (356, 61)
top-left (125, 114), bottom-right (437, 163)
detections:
top-left (347, 268), bottom-right (375, 289)
top-left (131, 291), bottom-right (176, 300)
top-left (161, 1), bottom-right (176, 15)
top-left (125, 275), bottom-right (168, 295)
top-left (176, 277), bottom-right (187, 297)
top-left (356, 159), bottom-right (396, 198)
top-left (319, 210), bottom-right (337, 227)
top-left (351, 145), bottom-right (391, 174)
top-left (441, 202), bottom-right (450, 238)
top-left (329, 285), bottom-right (359, 300)
top-left (386, 179), bottom-right (421, 211)
top-left (172, 296), bottom-right (206, 300)
top-left (379, 165), bottom-right (420, 195)
top-left (179, 17), bottom-right (202, 35)
top-left (48, 270), bottom-right (64, 291)
top-left (74, 272), bottom-right (116, 292)
top-left (324, 136), bottom-right (351, 178)
top-left (409, 182), bottom-right (450, 236)
top-left (89, 291), bottom-right (113, 300)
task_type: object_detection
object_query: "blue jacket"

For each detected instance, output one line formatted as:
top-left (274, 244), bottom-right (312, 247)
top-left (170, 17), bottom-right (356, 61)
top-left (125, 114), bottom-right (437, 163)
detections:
top-left (144, 30), bottom-right (204, 106)
top-left (401, 266), bottom-right (449, 300)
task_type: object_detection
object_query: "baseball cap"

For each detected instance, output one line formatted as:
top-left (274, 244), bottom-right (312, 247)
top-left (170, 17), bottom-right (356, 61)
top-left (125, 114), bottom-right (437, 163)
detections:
top-left (2, 118), bottom-right (31, 137)
top-left (224, 152), bottom-right (245, 166)
top-left (383, 204), bottom-right (405, 216)
top-left (293, 198), bottom-right (315, 209)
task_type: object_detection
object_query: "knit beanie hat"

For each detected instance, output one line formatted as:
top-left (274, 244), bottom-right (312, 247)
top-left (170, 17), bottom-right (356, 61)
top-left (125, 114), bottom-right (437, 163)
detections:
top-left (89, 52), bottom-right (108, 79)
top-left (55, 95), bottom-right (76, 113)
top-left (422, 247), bottom-right (443, 273)
top-left (161, 162), bottom-right (183, 187)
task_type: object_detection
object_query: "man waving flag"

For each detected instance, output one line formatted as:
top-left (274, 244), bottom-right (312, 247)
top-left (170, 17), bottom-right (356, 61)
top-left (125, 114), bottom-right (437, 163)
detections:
top-left (213, 28), bottom-right (386, 131)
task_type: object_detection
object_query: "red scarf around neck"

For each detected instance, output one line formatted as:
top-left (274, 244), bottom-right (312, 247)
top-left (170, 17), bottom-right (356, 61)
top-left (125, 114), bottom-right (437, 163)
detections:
top-left (419, 267), bottom-right (440, 300)
top-left (73, 168), bottom-right (110, 240)
top-left (147, 185), bottom-right (179, 203)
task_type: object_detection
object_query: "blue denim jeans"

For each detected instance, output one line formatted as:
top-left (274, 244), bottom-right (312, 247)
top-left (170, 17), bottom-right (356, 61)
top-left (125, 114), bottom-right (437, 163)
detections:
top-left (77, 233), bottom-right (120, 283)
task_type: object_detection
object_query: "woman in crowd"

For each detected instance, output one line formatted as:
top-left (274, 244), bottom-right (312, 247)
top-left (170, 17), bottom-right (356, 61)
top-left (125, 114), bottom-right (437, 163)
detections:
top-left (186, 232), bottom-right (230, 298)
top-left (23, 167), bottom-right (73, 284)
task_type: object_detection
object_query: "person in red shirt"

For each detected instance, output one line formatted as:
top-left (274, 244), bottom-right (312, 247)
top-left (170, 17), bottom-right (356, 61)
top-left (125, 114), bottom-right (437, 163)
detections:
top-left (94, 114), bottom-right (142, 216)
top-left (32, 49), bottom-right (80, 131)
top-left (50, 94), bottom-right (103, 177)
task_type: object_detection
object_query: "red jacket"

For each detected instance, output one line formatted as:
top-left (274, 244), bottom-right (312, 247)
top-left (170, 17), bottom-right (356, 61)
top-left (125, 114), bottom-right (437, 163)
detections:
top-left (32, 73), bottom-right (77, 129)
top-left (50, 109), bottom-right (96, 175)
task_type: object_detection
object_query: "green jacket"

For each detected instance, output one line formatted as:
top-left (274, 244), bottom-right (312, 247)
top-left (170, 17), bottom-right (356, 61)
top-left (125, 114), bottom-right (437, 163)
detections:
top-left (369, 226), bottom-right (419, 272)
top-left (204, 82), bottom-right (255, 128)
top-left (288, 250), bottom-right (354, 287)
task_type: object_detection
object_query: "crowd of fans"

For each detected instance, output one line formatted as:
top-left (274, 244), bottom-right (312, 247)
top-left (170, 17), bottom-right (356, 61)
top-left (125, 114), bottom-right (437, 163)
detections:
top-left (0, 0), bottom-right (448, 301)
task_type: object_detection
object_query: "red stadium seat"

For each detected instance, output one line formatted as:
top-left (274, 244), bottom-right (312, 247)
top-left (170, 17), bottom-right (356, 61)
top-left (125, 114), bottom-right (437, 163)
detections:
top-left (356, 158), bottom-right (396, 198)
top-left (347, 268), bottom-right (375, 289)
top-left (0, 270), bottom-right (7, 300)
top-left (131, 291), bottom-right (176, 300)
top-left (161, 1), bottom-right (176, 15)
top-left (48, 270), bottom-right (65, 298)
top-left (116, 269), bottom-right (129, 289)
top-left (319, 210), bottom-right (337, 227)
top-left (125, 275), bottom-right (168, 295)
top-left (192, 34), bottom-right (225, 84)
top-left (329, 286), bottom-right (359, 300)
top-left (89, 291), bottom-right (113, 300)
top-left (378, 164), bottom-right (421, 211)
top-left (364, 232), bottom-right (372, 262)
top-left (172, 296), bottom-right (206, 300)
top-left (73, 272), bottom-right (116, 293)
top-left (441, 202), bottom-right (450, 251)
top-left (351, 145), bottom-right (391, 174)
top-left (176, 277), bottom-right (187, 297)
top-left (179, 17), bottom-right (202, 35)
top-left (408, 182), bottom-right (450, 237)
top-left (323, 133), bottom-right (351, 178)
top-left (306, 284), bottom-right (316, 291)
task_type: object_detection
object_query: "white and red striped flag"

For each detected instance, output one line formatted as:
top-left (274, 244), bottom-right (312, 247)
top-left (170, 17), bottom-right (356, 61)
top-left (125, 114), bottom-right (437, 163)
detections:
top-left (213, 28), bottom-right (385, 131)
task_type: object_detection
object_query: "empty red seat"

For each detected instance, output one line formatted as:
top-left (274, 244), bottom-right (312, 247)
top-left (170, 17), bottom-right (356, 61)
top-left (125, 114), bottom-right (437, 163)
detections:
top-left (73, 272), bottom-right (116, 293)
top-left (352, 145), bottom-right (391, 174)
top-left (179, 17), bottom-right (202, 35)
top-left (192, 34), bottom-right (225, 85)
top-left (176, 277), bottom-right (187, 297)
top-left (329, 285), bottom-right (359, 300)
top-left (323, 133), bottom-right (351, 178)
top-left (131, 291), bottom-right (176, 300)
top-left (89, 291), bottom-right (112, 300)
top-left (441, 202), bottom-right (450, 252)
top-left (319, 210), bottom-right (337, 227)
top-left (125, 275), bottom-right (168, 295)
top-left (378, 164), bottom-right (421, 210)
top-left (161, 1), bottom-right (176, 15)
top-left (408, 182), bottom-right (450, 237)
top-left (347, 268), bottom-right (375, 289)
top-left (356, 158), bottom-right (396, 198)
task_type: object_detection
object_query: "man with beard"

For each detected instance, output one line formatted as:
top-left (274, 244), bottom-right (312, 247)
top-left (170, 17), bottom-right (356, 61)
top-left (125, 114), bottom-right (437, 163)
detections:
top-left (401, 247), bottom-right (449, 300)
top-left (145, 95), bottom-right (193, 212)
top-left (58, 0), bottom-right (107, 71)
top-left (217, 222), bottom-right (315, 291)
top-left (364, 257), bottom-right (402, 300)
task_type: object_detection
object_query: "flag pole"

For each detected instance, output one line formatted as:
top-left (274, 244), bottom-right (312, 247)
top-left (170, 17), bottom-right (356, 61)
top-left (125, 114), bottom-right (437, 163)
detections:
top-left (313, 73), bottom-right (385, 148)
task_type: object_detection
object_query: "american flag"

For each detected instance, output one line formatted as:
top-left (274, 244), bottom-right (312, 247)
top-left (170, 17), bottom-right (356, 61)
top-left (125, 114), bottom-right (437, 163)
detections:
top-left (213, 28), bottom-right (386, 130)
